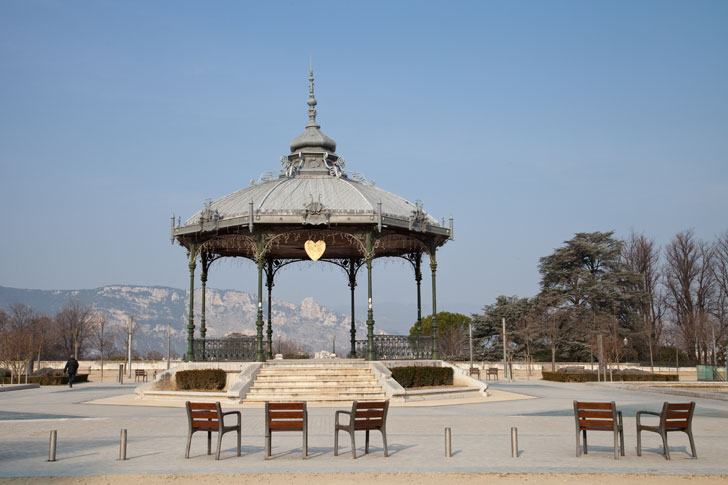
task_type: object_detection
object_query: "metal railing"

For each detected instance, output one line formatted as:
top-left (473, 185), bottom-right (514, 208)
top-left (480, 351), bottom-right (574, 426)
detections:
top-left (355, 335), bottom-right (433, 360)
top-left (193, 336), bottom-right (257, 362)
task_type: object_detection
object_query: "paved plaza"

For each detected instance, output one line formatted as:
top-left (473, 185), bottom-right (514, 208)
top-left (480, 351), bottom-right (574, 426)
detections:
top-left (1, 378), bottom-right (727, 479)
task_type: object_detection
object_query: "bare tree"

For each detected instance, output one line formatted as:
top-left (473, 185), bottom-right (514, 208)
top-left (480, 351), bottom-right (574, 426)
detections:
top-left (91, 312), bottom-right (115, 381)
top-left (55, 299), bottom-right (94, 359)
top-left (32, 315), bottom-right (53, 368)
top-left (663, 230), bottom-right (716, 363)
top-left (711, 230), bottom-right (728, 360)
top-left (542, 306), bottom-right (574, 371)
top-left (1, 304), bottom-right (37, 383)
top-left (622, 232), bottom-right (665, 371)
top-left (439, 324), bottom-right (467, 359)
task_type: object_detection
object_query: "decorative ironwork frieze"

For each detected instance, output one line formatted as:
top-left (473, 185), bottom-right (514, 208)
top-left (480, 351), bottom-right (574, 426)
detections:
top-left (193, 337), bottom-right (256, 362)
top-left (355, 336), bottom-right (433, 360)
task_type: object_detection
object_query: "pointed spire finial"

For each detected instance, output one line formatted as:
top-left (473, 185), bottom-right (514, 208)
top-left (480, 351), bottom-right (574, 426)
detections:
top-left (307, 60), bottom-right (318, 127)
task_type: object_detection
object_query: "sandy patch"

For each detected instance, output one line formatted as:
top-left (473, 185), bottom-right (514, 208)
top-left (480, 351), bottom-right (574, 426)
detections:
top-left (1, 474), bottom-right (726, 484)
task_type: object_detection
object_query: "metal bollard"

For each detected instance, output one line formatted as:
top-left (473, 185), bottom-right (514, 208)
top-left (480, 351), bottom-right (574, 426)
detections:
top-left (48, 430), bottom-right (57, 462)
top-left (119, 429), bottom-right (127, 460)
top-left (118, 364), bottom-right (124, 384)
top-left (511, 427), bottom-right (518, 457)
top-left (445, 427), bottom-right (452, 457)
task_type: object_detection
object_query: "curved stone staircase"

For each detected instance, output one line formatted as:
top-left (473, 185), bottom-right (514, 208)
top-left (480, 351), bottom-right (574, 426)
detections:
top-left (243, 360), bottom-right (386, 404)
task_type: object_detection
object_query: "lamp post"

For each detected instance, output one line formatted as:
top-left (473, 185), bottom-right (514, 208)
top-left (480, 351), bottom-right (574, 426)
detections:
top-left (333, 335), bottom-right (336, 356)
top-left (277, 334), bottom-right (281, 356)
top-left (469, 322), bottom-right (473, 371)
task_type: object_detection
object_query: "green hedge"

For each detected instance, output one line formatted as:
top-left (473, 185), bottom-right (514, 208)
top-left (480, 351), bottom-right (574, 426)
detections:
top-left (391, 366), bottom-right (453, 388)
top-left (542, 371), bottom-right (679, 383)
top-left (283, 353), bottom-right (310, 359)
top-left (0, 374), bottom-right (89, 385)
top-left (176, 369), bottom-right (227, 391)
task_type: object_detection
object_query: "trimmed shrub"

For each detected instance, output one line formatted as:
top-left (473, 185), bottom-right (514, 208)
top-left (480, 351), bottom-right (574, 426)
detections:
top-left (391, 366), bottom-right (453, 388)
top-left (283, 353), bottom-right (310, 359)
top-left (542, 370), bottom-right (679, 383)
top-left (176, 369), bottom-right (227, 391)
top-left (0, 368), bottom-right (10, 378)
top-left (0, 374), bottom-right (89, 385)
top-left (32, 368), bottom-right (63, 377)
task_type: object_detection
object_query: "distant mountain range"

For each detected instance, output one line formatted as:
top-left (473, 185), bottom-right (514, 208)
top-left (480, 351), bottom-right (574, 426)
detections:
top-left (0, 285), bottom-right (371, 356)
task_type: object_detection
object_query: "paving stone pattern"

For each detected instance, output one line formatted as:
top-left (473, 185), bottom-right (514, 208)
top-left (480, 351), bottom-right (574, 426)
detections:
top-left (1, 379), bottom-right (727, 477)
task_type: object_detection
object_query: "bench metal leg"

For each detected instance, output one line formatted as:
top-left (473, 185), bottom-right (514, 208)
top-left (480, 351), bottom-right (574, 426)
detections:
top-left (185, 431), bottom-right (193, 459)
top-left (637, 429), bottom-right (642, 456)
top-left (661, 430), bottom-right (670, 460)
top-left (350, 429), bottom-right (356, 459)
top-left (237, 427), bottom-right (241, 457)
top-left (303, 426), bottom-right (308, 459)
top-left (215, 431), bottom-right (223, 460)
top-left (687, 430), bottom-right (697, 458)
top-left (381, 429), bottom-right (388, 457)
top-left (265, 428), bottom-right (271, 459)
top-left (365, 430), bottom-right (370, 454)
top-left (207, 431), bottom-right (212, 456)
top-left (583, 430), bottom-right (588, 454)
top-left (334, 428), bottom-right (339, 456)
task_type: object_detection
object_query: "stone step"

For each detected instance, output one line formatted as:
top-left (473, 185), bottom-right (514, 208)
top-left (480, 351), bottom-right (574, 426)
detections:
top-left (244, 392), bottom-right (387, 401)
top-left (248, 384), bottom-right (382, 394)
top-left (258, 369), bottom-right (372, 377)
top-left (252, 380), bottom-right (378, 387)
top-left (254, 375), bottom-right (376, 382)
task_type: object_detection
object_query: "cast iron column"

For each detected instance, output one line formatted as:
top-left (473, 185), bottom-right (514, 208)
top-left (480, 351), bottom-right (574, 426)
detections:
top-left (200, 266), bottom-right (207, 361)
top-left (348, 258), bottom-right (357, 358)
top-left (366, 234), bottom-right (376, 361)
top-left (186, 249), bottom-right (197, 362)
top-left (266, 259), bottom-right (274, 359)
top-left (430, 250), bottom-right (440, 360)
top-left (415, 254), bottom-right (423, 356)
top-left (255, 257), bottom-right (266, 362)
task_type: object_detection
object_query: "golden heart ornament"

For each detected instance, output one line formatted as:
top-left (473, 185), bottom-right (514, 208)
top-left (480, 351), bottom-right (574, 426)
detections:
top-left (304, 240), bottom-right (326, 261)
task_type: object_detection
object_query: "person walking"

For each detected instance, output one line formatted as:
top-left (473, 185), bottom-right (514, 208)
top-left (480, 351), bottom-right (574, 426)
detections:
top-left (64, 355), bottom-right (79, 388)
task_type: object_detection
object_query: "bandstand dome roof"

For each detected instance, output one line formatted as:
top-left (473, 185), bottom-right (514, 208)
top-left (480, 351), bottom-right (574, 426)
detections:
top-left (173, 69), bottom-right (451, 258)
top-left (184, 174), bottom-right (438, 227)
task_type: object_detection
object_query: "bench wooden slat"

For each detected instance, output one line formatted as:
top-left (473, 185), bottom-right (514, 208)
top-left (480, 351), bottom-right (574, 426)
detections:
top-left (666, 403), bottom-right (693, 410)
top-left (355, 410), bottom-right (385, 418)
top-left (189, 411), bottom-right (218, 420)
top-left (269, 421), bottom-right (304, 430)
top-left (188, 402), bottom-right (217, 410)
top-left (578, 419), bottom-right (617, 429)
top-left (192, 419), bottom-right (220, 429)
top-left (666, 411), bottom-right (690, 419)
top-left (577, 410), bottom-right (614, 419)
top-left (665, 423), bottom-right (689, 430)
top-left (356, 401), bottom-right (386, 409)
top-left (575, 402), bottom-right (613, 410)
top-left (269, 411), bottom-right (304, 419)
top-left (268, 403), bottom-right (305, 410)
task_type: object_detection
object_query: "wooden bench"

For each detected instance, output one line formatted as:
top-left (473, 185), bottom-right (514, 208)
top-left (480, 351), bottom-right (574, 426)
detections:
top-left (134, 369), bottom-right (147, 382)
top-left (486, 368), bottom-right (499, 380)
top-left (185, 401), bottom-right (241, 460)
top-left (573, 401), bottom-right (624, 459)
top-left (469, 367), bottom-right (481, 379)
top-left (265, 402), bottom-right (308, 459)
top-left (637, 401), bottom-right (696, 460)
top-left (335, 400), bottom-right (389, 459)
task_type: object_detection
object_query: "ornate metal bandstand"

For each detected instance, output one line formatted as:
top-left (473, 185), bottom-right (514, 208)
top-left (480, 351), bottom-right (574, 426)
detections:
top-left (172, 70), bottom-right (452, 362)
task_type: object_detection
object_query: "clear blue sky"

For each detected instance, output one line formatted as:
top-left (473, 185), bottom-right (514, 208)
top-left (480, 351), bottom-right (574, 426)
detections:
top-left (1, 1), bottom-right (727, 333)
